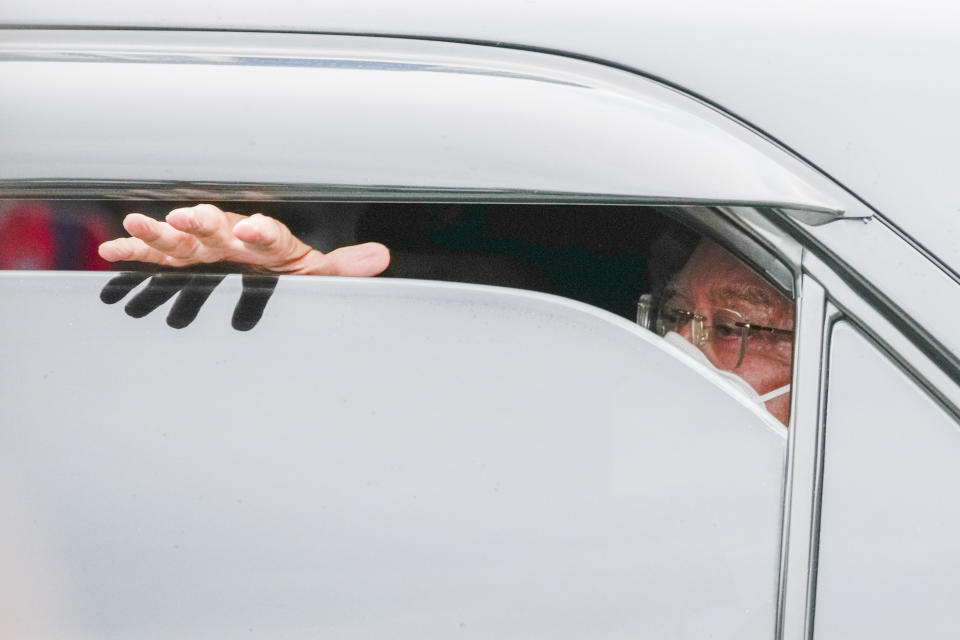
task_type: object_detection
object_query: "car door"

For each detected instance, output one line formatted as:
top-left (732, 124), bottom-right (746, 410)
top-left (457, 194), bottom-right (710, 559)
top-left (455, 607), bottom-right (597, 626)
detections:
top-left (777, 226), bottom-right (960, 640)
top-left (5, 28), bottom-right (954, 639)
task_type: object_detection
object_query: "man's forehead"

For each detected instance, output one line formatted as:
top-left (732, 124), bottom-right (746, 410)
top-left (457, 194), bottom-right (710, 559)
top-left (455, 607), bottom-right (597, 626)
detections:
top-left (677, 241), bottom-right (792, 313)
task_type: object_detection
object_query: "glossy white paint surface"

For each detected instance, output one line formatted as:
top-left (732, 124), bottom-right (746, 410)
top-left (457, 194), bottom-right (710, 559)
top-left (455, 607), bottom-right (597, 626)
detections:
top-left (0, 273), bottom-right (785, 638)
top-left (816, 322), bottom-right (960, 638)
top-left (1, 0), bottom-right (957, 272)
top-left (0, 32), bottom-right (844, 215)
top-left (804, 216), bottom-right (960, 376)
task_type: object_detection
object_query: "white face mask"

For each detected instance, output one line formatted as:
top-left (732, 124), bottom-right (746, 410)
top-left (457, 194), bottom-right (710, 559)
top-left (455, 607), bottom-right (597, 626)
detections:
top-left (662, 331), bottom-right (790, 410)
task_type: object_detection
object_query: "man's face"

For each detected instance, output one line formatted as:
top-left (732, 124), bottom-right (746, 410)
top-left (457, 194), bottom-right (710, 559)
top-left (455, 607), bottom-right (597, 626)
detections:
top-left (667, 240), bottom-right (795, 425)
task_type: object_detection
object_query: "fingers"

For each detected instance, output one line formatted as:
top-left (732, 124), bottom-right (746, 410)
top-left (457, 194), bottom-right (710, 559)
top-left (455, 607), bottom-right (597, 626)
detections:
top-left (265, 241), bottom-right (391, 276)
top-left (166, 204), bottom-right (238, 248)
top-left (100, 205), bottom-right (393, 276)
top-left (98, 236), bottom-right (176, 265)
top-left (122, 213), bottom-right (201, 259)
top-left (318, 242), bottom-right (391, 276)
top-left (232, 213), bottom-right (290, 251)
top-left (105, 205), bottom-right (246, 266)
top-left (232, 213), bottom-right (316, 270)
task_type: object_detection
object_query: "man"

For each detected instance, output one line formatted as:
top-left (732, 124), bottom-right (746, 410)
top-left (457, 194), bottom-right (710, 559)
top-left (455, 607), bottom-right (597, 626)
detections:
top-left (99, 203), bottom-right (794, 424)
top-left (644, 241), bottom-right (794, 424)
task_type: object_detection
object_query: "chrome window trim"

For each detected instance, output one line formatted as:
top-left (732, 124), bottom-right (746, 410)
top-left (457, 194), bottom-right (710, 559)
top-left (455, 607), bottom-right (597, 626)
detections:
top-left (0, 180), bottom-right (847, 215)
top-left (0, 30), bottom-right (864, 221)
top-left (705, 205), bottom-right (803, 296)
top-left (727, 203), bottom-right (960, 399)
top-left (786, 255), bottom-right (960, 635)
top-left (803, 251), bottom-right (960, 421)
top-left (777, 276), bottom-right (828, 640)
top-left (802, 218), bottom-right (960, 376)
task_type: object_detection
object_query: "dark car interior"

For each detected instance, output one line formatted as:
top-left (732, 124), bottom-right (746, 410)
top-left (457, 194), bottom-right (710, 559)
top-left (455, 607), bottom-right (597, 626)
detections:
top-left (0, 199), bottom-right (701, 322)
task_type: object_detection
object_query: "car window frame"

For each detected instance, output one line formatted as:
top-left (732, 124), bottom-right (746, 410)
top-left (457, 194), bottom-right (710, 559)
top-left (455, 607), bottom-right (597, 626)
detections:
top-left (0, 29), bottom-right (864, 220)
top-left (2, 29), bottom-right (874, 637)
top-left (778, 248), bottom-right (960, 640)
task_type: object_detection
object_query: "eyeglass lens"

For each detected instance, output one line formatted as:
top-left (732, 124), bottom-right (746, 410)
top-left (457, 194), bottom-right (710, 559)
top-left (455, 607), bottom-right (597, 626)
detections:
top-left (637, 294), bottom-right (792, 371)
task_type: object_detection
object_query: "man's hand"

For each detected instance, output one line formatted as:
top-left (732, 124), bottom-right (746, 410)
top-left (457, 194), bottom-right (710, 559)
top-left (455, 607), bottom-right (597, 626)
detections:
top-left (97, 204), bottom-right (390, 276)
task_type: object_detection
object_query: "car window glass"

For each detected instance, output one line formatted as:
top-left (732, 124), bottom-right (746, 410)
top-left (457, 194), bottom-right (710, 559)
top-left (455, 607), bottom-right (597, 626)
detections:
top-left (815, 322), bottom-right (960, 638)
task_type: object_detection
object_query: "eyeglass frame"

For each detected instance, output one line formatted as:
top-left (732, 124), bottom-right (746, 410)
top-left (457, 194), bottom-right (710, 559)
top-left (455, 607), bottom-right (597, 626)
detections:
top-left (636, 293), bottom-right (794, 369)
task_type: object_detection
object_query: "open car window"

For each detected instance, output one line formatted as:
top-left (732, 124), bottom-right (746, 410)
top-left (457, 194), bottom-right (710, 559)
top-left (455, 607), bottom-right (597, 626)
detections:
top-left (0, 29), bottom-right (829, 635)
top-left (0, 199), bottom-right (796, 422)
top-left (1, 29), bottom-right (818, 430)
top-left (0, 200), bottom-right (696, 316)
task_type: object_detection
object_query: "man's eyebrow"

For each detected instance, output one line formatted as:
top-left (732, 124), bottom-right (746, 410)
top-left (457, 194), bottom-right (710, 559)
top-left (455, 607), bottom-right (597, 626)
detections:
top-left (710, 283), bottom-right (776, 307)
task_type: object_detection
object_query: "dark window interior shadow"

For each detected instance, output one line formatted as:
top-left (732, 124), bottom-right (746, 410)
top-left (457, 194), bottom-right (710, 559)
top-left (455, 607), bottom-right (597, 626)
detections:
top-left (81, 202), bottom-right (698, 330)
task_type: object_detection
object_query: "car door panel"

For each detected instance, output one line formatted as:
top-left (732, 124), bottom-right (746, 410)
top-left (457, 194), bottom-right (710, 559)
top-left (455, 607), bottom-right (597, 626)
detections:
top-left (0, 272), bottom-right (785, 638)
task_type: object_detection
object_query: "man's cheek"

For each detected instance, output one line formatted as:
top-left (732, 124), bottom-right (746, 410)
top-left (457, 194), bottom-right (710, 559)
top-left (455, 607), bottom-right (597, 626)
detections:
top-left (748, 356), bottom-right (792, 391)
top-left (733, 359), bottom-right (775, 393)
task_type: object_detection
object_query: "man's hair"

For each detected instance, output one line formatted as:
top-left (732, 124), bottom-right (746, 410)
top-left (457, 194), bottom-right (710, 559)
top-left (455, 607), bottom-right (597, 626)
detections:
top-left (647, 224), bottom-right (700, 297)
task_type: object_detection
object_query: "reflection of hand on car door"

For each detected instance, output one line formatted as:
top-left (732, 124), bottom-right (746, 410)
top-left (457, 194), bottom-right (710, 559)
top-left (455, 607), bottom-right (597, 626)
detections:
top-left (98, 203), bottom-right (390, 276)
top-left (100, 269), bottom-right (279, 331)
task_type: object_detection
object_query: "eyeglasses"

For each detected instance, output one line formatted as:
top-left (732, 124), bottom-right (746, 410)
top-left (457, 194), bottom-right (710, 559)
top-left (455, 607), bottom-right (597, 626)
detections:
top-left (636, 292), bottom-right (794, 369)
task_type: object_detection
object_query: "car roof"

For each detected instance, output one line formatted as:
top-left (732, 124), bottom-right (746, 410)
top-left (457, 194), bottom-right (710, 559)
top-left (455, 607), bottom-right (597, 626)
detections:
top-left (3, 0), bottom-right (958, 277)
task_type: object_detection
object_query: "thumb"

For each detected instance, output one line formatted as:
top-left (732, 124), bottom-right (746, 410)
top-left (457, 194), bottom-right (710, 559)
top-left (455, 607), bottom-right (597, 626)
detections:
top-left (304, 242), bottom-right (391, 277)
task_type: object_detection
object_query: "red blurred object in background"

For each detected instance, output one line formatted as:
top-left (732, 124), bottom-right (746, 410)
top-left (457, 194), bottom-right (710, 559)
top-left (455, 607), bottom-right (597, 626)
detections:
top-left (0, 201), bottom-right (115, 270)
top-left (0, 201), bottom-right (56, 269)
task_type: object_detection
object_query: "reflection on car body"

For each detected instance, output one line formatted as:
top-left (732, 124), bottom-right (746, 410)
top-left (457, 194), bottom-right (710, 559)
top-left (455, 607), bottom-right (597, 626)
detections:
top-left (100, 270), bottom-right (278, 331)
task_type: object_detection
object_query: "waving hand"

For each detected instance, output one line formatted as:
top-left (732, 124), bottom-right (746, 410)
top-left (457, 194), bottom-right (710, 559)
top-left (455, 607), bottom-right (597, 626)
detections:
top-left (98, 204), bottom-right (390, 276)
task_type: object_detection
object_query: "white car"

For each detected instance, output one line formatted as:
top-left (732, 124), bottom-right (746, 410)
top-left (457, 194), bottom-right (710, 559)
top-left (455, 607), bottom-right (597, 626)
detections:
top-left (0, 3), bottom-right (957, 639)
